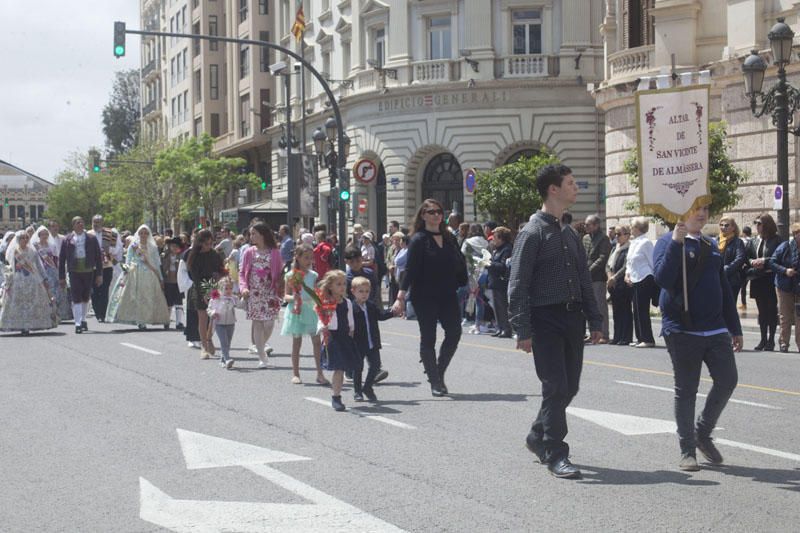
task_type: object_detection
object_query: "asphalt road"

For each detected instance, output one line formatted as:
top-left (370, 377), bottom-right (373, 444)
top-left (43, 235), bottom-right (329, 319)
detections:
top-left (1, 312), bottom-right (799, 532)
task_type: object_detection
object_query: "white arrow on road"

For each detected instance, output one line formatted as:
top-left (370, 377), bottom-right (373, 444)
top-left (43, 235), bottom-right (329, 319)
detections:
top-left (140, 429), bottom-right (404, 532)
top-left (567, 406), bottom-right (800, 462)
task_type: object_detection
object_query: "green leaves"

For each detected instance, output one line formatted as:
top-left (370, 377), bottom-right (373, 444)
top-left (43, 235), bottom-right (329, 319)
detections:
top-left (473, 152), bottom-right (559, 231)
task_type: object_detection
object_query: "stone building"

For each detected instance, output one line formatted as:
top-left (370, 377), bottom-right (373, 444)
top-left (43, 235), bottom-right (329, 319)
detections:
top-left (594, 0), bottom-right (800, 231)
top-left (0, 160), bottom-right (53, 233)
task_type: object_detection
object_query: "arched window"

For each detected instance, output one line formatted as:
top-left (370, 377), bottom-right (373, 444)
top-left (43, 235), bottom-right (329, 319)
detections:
top-left (422, 153), bottom-right (463, 214)
top-left (505, 148), bottom-right (540, 164)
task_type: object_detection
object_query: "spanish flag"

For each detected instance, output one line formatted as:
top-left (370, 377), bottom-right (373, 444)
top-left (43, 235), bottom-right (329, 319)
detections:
top-left (290, 1), bottom-right (305, 42)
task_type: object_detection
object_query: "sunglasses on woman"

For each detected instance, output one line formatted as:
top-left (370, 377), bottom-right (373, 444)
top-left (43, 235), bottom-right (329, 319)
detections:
top-left (425, 209), bottom-right (443, 216)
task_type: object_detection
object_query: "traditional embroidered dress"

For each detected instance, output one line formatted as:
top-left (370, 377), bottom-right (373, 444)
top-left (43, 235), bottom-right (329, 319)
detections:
top-left (106, 225), bottom-right (170, 326)
top-left (0, 235), bottom-right (58, 332)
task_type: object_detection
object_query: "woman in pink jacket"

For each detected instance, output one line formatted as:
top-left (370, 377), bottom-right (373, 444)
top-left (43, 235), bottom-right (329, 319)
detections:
top-left (240, 222), bottom-right (284, 367)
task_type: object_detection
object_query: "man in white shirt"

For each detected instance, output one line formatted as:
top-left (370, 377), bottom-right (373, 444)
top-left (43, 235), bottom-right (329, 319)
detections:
top-left (625, 216), bottom-right (657, 347)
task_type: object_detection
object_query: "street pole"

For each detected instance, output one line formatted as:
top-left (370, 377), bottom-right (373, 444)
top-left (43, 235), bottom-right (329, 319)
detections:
top-left (284, 73), bottom-right (295, 233)
top-left (776, 65), bottom-right (790, 241)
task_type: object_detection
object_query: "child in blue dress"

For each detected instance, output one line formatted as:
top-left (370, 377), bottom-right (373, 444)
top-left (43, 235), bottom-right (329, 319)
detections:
top-left (281, 244), bottom-right (327, 385)
top-left (316, 269), bottom-right (358, 411)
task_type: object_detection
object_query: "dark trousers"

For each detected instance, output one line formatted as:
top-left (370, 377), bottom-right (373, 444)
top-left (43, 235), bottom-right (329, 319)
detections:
top-left (413, 293), bottom-right (462, 385)
top-left (528, 305), bottom-right (585, 463)
top-left (353, 348), bottom-right (382, 394)
top-left (491, 287), bottom-right (511, 334)
top-left (754, 288), bottom-right (778, 342)
top-left (664, 332), bottom-right (738, 454)
top-left (632, 276), bottom-right (656, 344)
top-left (740, 278), bottom-right (748, 305)
top-left (610, 287), bottom-right (633, 344)
top-left (90, 267), bottom-right (113, 320)
top-left (184, 307), bottom-right (200, 342)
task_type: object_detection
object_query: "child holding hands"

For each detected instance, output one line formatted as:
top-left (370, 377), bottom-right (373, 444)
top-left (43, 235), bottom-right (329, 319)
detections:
top-left (207, 277), bottom-right (237, 369)
top-left (351, 276), bottom-right (395, 402)
top-left (316, 270), bottom-right (359, 411)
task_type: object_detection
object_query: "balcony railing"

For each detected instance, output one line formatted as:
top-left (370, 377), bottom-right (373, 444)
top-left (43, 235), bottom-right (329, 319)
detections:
top-left (608, 45), bottom-right (655, 80)
top-left (413, 59), bottom-right (457, 83)
top-left (142, 100), bottom-right (158, 117)
top-left (355, 70), bottom-right (377, 90)
top-left (142, 60), bottom-right (157, 78)
top-left (503, 54), bottom-right (549, 78)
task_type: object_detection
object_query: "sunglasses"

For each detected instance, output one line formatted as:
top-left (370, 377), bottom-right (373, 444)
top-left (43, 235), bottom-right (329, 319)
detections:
top-left (615, 232), bottom-right (628, 237)
top-left (424, 209), bottom-right (443, 216)
top-left (719, 223), bottom-right (729, 227)
top-left (754, 221), bottom-right (763, 225)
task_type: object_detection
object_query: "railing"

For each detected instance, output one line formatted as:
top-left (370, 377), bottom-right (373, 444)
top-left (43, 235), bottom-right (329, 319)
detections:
top-left (503, 54), bottom-right (549, 78)
top-left (413, 59), bottom-right (456, 83)
top-left (142, 60), bottom-right (157, 78)
top-left (142, 100), bottom-right (158, 117)
top-left (355, 69), bottom-right (377, 90)
top-left (608, 45), bottom-right (655, 79)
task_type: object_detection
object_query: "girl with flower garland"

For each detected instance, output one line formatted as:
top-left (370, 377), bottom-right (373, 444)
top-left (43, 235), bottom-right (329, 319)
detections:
top-left (280, 244), bottom-right (328, 385)
top-left (207, 277), bottom-right (237, 369)
top-left (316, 270), bottom-right (358, 411)
top-left (240, 222), bottom-right (284, 368)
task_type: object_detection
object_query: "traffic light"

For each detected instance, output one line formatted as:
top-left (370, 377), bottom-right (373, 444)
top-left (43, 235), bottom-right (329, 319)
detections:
top-left (113, 21), bottom-right (126, 58)
top-left (260, 175), bottom-right (270, 190)
top-left (3, 198), bottom-right (8, 208)
top-left (338, 169), bottom-right (350, 201)
top-left (91, 154), bottom-right (101, 173)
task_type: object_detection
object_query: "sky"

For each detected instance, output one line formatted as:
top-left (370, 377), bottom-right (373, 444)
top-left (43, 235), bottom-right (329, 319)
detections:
top-left (0, 1), bottom-right (141, 182)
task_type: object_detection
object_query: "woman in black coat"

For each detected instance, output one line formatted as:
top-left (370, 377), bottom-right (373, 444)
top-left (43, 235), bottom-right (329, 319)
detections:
top-left (718, 216), bottom-right (746, 303)
top-left (746, 214), bottom-right (781, 350)
top-left (486, 226), bottom-right (514, 338)
top-left (606, 225), bottom-right (633, 345)
top-left (392, 199), bottom-right (468, 396)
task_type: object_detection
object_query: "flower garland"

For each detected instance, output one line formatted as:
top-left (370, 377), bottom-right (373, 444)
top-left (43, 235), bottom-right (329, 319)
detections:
top-left (286, 268), bottom-right (319, 315)
top-left (314, 289), bottom-right (337, 346)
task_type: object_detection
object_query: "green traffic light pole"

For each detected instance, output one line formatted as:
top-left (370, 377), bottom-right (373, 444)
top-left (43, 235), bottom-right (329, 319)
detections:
top-left (119, 24), bottom-right (350, 268)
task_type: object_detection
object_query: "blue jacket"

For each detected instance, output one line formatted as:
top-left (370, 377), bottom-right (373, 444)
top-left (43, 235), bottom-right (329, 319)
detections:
top-left (653, 233), bottom-right (742, 337)
top-left (721, 236), bottom-right (746, 287)
top-left (769, 239), bottom-right (800, 293)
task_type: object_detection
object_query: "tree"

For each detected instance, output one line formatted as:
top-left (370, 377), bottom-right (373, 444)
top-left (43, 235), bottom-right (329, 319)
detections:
top-left (102, 70), bottom-right (140, 156)
top-left (45, 151), bottom-right (108, 227)
top-left (155, 134), bottom-right (260, 225)
top-left (473, 151), bottom-right (560, 231)
top-left (623, 121), bottom-right (748, 228)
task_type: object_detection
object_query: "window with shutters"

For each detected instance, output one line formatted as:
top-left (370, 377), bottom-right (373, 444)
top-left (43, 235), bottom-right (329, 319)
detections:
top-left (623, 0), bottom-right (655, 49)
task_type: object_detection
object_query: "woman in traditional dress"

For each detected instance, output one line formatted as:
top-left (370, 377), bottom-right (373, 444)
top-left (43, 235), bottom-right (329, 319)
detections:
top-left (106, 225), bottom-right (170, 330)
top-left (0, 230), bottom-right (58, 335)
top-left (31, 225), bottom-right (72, 321)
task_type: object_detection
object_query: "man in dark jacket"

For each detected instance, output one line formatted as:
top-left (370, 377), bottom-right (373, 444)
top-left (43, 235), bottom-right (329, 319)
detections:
top-left (583, 214), bottom-right (612, 342)
top-left (59, 216), bottom-right (103, 334)
top-left (487, 226), bottom-right (513, 337)
top-left (653, 205), bottom-right (742, 472)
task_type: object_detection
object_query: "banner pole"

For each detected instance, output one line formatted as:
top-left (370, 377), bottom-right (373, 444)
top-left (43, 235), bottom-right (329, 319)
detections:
top-left (681, 217), bottom-right (689, 315)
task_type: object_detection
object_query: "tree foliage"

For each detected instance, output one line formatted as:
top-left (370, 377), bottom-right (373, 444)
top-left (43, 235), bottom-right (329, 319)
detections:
top-left (46, 151), bottom-right (107, 227)
top-left (623, 121), bottom-right (748, 228)
top-left (473, 151), bottom-right (560, 231)
top-left (102, 70), bottom-right (140, 156)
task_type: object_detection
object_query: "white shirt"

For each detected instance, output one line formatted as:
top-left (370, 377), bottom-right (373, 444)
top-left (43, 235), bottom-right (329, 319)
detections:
top-left (625, 234), bottom-right (654, 283)
top-left (318, 298), bottom-right (354, 333)
top-left (74, 232), bottom-right (86, 259)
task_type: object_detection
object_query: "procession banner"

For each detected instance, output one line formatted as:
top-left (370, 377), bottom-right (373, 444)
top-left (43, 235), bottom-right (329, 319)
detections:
top-left (636, 85), bottom-right (711, 223)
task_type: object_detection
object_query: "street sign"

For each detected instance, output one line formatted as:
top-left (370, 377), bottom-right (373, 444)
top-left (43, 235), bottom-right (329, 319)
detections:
top-left (358, 197), bottom-right (368, 214)
top-left (774, 185), bottom-right (783, 210)
top-left (390, 176), bottom-right (400, 189)
top-left (353, 158), bottom-right (378, 185)
top-left (464, 168), bottom-right (477, 194)
top-left (577, 180), bottom-right (589, 190)
top-left (140, 429), bottom-right (403, 531)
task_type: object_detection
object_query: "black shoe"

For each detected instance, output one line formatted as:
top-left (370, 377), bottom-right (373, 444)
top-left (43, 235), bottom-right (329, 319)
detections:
top-left (97, 318), bottom-right (105, 323)
top-left (753, 340), bottom-right (766, 351)
top-left (75, 326), bottom-right (83, 334)
top-left (431, 383), bottom-right (446, 397)
top-left (331, 395), bottom-right (346, 411)
top-left (138, 324), bottom-right (147, 331)
top-left (696, 435), bottom-right (724, 465)
top-left (175, 323), bottom-right (185, 331)
top-left (80, 321), bottom-right (88, 332)
top-left (491, 330), bottom-right (502, 337)
top-left (363, 387), bottom-right (378, 402)
top-left (547, 457), bottom-right (582, 479)
top-left (21, 330), bottom-right (30, 336)
top-left (354, 392), bottom-right (364, 402)
top-left (525, 433), bottom-right (545, 463)
top-left (164, 324), bottom-right (170, 330)
top-left (374, 369), bottom-right (389, 383)
top-left (439, 379), bottom-right (449, 395)
top-left (765, 341), bottom-right (775, 351)
top-left (498, 331), bottom-right (513, 338)
top-left (780, 345), bottom-right (789, 353)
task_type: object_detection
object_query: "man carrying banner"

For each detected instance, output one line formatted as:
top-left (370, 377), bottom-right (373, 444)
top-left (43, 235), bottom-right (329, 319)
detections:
top-left (653, 205), bottom-right (742, 471)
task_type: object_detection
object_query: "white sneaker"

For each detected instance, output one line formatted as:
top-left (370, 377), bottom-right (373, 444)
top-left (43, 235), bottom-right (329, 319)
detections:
top-left (225, 359), bottom-right (234, 369)
top-left (249, 344), bottom-right (258, 354)
top-left (258, 358), bottom-right (272, 369)
top-left (218, 360), bottom-right (227, 368)
top-left (188, 341), bottom-right (201, 349)
top-left (461, 318), bottom-right (471, 326)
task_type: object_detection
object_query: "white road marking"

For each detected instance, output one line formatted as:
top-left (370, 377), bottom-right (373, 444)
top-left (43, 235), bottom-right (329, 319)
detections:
top-left (615, 380), bottom-right (782, 410)
top-left (140, 429), bottom-right (404, 532)
top-left (714, 438), bottom-right (800, 462)
top-left (120, 342), bottom-right (161, 355)
top-left (304, 397), bottom-right (416, 430)
top-left (382, 342), bottom-right (391, 346)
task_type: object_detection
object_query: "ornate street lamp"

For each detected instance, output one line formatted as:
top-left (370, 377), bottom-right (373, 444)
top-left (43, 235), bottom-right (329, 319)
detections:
top-left (742, 18), bottom-right (800, 239)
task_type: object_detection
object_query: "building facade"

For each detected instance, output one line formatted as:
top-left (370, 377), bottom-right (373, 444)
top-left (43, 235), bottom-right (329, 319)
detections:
top-left (594, 0), bottom-right (800, 231)
top-left (141, 0), bottom-right (608, 232)
top-left (0, 161), bottom-right (53, 233)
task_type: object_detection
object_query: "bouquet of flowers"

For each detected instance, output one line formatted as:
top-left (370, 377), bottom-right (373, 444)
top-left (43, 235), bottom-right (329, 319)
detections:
top-left (286, 268), bottom-right (319, 315)
top-left (314, 289), bottom-right (337, 346)
top-left (199, 278), bottom-right (221, 301)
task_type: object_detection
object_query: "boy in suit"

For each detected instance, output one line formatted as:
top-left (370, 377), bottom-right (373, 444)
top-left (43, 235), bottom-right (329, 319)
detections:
top-left (351, 276), bottom-right (395, 402)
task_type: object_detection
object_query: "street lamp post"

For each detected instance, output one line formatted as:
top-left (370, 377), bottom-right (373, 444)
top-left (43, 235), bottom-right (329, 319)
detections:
top-left (313, 119), bottom-right (351, 268)
top-left (742, 17), bottom-right (800, 240)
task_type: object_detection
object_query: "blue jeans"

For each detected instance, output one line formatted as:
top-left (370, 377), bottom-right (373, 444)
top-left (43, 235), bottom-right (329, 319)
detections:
top-left (664, 332), bottom-right (738, 454)
top-left (215, 323), bottom-right (235, 362)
